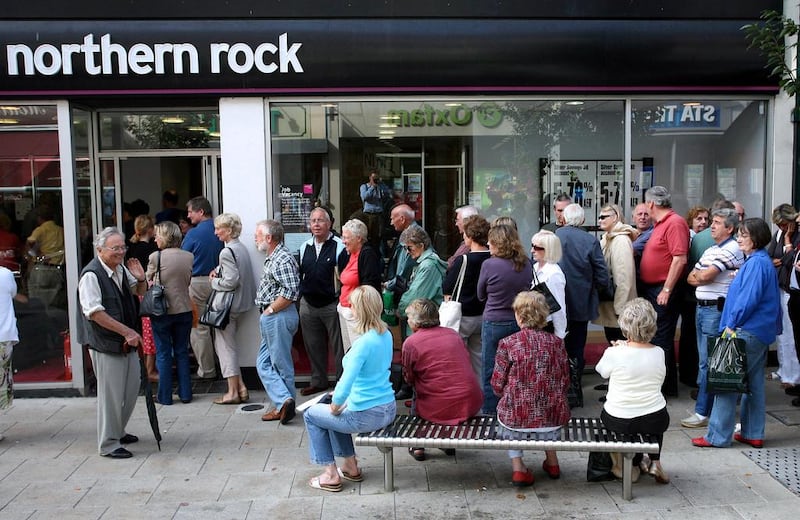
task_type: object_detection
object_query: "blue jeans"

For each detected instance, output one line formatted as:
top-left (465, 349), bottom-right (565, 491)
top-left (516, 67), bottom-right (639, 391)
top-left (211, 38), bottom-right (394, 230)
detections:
top-left (481, 319), bottom-right (519, 414)
top-left (695, 305), bottom-right (722, 417)
top-left (303, 401), bottom-right (396, 465)
top-left (150, 311), bottom-right (193, 404)
top-left (257, 307), bottom-right (299, 409)
top-left (705, 330), bottom-right (767, 446)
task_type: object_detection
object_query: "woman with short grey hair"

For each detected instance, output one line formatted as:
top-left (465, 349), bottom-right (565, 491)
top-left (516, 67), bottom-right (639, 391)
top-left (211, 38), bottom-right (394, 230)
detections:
top-left (337, 219), bottom-right (382, 352)
top-left (595, 298), bottom-right (670, 484)
top-left (210, 213), bottom-right (257, 405)
top-left (397, 226), bottom-right (447, 337)
top-left (402, 298), bottom-right (482, 461)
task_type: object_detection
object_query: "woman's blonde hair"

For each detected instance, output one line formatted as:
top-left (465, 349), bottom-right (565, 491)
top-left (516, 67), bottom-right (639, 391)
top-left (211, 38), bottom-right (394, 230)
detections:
top-left (154, 221), bottom-right (183, 249)
top-left (349, 285), bottom-right (388, 335)
top-left (530, 230), bottom-right (562, 263)
top-left (618, 298), bottom-right (657, 343)
top-left (214, 213), bottom-right (242, 239)
top-left (130, 214), bottom-right (154, 243)
top-left (512, 291), bottom-right (549, 329)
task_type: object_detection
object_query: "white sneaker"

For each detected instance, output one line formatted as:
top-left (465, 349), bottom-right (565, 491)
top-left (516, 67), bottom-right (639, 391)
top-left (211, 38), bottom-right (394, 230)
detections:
top-left (680, 413), bottom-right (708, 428)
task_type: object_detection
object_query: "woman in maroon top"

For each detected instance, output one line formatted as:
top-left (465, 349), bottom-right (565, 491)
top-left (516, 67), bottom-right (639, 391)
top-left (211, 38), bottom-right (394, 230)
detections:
top-left (492, 291), bottom-right (571, 487)
top-left (402, 298), bottom-right (483, 461)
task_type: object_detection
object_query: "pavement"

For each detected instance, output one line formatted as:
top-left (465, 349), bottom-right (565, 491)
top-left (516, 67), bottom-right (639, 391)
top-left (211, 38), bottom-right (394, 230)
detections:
top-left (1, 371), bottom-right (800, 519)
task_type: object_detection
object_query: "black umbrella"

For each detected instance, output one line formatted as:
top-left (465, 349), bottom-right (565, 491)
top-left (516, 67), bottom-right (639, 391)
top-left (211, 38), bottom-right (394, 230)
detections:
top-left (137, 347), bottom-right (162, 450)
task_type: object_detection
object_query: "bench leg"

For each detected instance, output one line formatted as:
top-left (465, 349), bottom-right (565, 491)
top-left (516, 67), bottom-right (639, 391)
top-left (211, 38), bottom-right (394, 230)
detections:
top-left (378, 447), bottom-right (394, 492)
top-left (622, 453), bottom-right (633, 501)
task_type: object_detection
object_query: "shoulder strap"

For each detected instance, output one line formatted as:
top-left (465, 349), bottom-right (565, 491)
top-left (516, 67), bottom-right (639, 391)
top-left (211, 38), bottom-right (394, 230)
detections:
top-left (453, 254), bottom-right (467, 302)
top-left (156, 250), bottom-right (162, 284)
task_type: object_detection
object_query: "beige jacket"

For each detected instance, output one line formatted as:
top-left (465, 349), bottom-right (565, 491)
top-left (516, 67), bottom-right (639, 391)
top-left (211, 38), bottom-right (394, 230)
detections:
top-left (145, 247), bottom-right (194, 315)
top-left (593, 222), bottom-right (638, 328)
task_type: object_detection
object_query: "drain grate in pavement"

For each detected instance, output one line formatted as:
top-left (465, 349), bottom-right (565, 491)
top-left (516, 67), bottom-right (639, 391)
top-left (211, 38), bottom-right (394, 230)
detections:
top-left (743, 448), bottom-right (800, 495)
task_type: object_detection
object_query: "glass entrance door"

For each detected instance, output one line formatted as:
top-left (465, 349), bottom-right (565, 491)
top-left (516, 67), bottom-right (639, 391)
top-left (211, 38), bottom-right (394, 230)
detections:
top-left (97, 153), bottom-right (221, 239)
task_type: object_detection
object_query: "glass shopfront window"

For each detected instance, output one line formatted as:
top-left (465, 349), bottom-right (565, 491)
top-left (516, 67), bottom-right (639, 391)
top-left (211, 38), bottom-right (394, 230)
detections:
top-left (0, 104), bottom-right (70, 383)
top-left (269, 98), bottom-right (767, 255)
top-left (631, 100), bottom-right (767, 219)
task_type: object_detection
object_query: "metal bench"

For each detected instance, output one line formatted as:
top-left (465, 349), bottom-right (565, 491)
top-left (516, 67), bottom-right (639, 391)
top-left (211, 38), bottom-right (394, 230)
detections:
top-left (355, 415), bottom-right (660, 500)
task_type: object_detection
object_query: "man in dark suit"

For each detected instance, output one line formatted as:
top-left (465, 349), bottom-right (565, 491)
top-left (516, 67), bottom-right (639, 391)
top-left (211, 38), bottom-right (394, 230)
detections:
top-left (556, 203), bottom-right (610, 407)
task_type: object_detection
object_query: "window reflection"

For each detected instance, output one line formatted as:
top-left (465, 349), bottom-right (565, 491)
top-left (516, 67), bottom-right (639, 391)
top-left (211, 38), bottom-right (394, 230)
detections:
top-left (0, 104), bottom-right (70, 383)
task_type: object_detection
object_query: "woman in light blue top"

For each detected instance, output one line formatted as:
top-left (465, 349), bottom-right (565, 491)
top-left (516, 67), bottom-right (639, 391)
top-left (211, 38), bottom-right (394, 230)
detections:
top-left (303, 285), bottom-right (396, 492)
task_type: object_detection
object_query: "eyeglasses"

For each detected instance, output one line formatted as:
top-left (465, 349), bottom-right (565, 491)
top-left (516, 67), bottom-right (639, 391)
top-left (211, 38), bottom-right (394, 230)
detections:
top-left (104, 245), bottom-right (127, 252)
top-left (531, 245), bottom-right (545, 251)
top-left (309, 219), bottom-right (328, 224)
top-left (405, 245), bottom-right (416, 252)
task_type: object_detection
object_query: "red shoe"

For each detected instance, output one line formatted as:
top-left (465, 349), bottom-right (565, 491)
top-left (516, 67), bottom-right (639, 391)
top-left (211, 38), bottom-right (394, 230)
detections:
top-left (734, 433), bottom-right (763, 448)
top-left (542, 460), bottom-right (561, 479)
top-left (512, 469), bottom-right (534, 487)
top-left (691, 437), bottom-right (716, 448)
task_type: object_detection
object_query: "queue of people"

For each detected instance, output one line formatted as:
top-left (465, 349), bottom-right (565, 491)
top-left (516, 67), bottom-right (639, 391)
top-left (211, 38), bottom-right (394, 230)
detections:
top-left (72, 186), bottom-right (793, 498)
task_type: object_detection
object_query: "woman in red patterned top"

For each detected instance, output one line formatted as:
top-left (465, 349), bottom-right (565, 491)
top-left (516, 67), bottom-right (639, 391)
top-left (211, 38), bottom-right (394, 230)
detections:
top-left (491, 291), bottom-right (570, 487)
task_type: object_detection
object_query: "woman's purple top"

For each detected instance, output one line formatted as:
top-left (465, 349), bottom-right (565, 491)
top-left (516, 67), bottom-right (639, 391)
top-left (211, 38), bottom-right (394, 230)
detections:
top-left (477, 256), bottom-right (533, 322)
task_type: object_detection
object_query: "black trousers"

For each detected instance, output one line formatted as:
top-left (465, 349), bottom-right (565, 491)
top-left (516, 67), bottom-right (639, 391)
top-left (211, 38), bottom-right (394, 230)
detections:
top-left (601, 407), bottom-right (670, 463)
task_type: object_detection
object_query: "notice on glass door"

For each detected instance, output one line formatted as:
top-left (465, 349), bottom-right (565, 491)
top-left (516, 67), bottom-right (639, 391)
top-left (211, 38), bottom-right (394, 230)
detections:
top-left (279, 184), bottom-right (313, 233)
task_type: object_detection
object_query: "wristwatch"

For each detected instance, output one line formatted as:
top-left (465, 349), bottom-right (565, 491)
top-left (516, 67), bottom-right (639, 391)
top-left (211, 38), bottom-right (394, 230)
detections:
top-left (662, 287), bottom-right (671, 293)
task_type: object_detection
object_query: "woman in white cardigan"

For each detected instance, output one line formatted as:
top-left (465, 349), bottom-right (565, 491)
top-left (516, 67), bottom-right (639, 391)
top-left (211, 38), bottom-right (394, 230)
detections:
top-left (529, 230), bottom-right (566, 339)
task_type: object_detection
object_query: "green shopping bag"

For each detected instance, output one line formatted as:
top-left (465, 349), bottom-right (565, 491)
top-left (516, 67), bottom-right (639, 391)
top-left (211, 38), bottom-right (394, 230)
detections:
top-left (707, 332), bottom-right (749, 394)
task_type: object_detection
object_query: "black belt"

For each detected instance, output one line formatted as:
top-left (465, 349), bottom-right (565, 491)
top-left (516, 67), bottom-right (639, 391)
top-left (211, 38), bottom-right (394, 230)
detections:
top-left (697, 298), bottom-right (723, 307)
top-left (259, 303), bottom-right (272, 313)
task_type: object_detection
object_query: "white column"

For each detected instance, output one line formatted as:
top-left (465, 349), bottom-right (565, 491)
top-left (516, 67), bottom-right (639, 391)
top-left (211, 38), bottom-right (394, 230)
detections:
top-left (219, 97), bottom-right (269, 371)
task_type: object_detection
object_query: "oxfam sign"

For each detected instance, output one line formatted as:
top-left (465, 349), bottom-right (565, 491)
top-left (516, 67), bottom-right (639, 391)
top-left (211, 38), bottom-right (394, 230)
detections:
top-left (386, 103), bottom-right (503, 129)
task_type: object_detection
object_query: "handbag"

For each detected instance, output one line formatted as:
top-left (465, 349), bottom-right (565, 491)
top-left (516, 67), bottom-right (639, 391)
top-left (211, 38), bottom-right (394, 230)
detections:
top-left (531, 268), bottom-right (562, 314)
top-left (439, 254), bottom-right (466, 331)
top-left (200, 290), bottom-right (235, 329)
top-left (707, 332), bottom-right (749, 393)
top-left (199, 247), bottom-right (237, 329)
top-left (140, 251), bottom-right (168, 317)
top-left (586, 451), bottom-right (615, 482)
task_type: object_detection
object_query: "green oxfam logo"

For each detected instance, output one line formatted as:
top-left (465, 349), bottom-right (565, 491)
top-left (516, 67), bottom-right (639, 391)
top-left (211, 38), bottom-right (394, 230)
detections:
top-left (386, 102), bottom-right (503, 129)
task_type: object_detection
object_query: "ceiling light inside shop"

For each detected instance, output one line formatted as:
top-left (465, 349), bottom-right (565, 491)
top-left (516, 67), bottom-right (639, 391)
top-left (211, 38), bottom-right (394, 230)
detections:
top-left (187, 126), bottom-right (208, 132)
top-left (0, 119), bottom-right (19, 124)
top-left (378, 135), bottom-right (394, 140)
top-left (0, 106), bottom-right (20, 111)
top-left (378, 130), bottom-right (395, 135)
top-left (208, 131), bottom-right (221, 138)
top-left (321, 103), bottom-right (338, 108)
top-left (565, 101), bottom-right (584, 106)
top-left (444, 103), bottom-right (463, 107)
top-left (683, 101), bottom-right (702, 107)
top-left (379, 123), bottom-right (398, 128)
top-left (380, 115), bottom-right (400, 120)
top-left (161, 116), bottom-right (185, 124)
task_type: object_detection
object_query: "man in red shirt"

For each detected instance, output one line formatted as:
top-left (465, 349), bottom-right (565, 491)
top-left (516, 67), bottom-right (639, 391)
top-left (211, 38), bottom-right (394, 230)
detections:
top-left (639, 186), bottom-right (689, 397)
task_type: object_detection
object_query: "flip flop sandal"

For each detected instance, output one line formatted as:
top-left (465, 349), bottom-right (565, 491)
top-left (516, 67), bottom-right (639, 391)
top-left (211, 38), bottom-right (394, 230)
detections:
top-left (408, 447), bottom-right (426, 461)
top-left (337, 467), bottom-right (364, 482)
top-left (308, 476), bottom-right (342, 492)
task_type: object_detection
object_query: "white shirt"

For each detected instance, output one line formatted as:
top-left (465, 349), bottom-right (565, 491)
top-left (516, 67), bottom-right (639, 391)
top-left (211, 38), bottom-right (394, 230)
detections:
top-left (78, 259), bottom-right (138, 318)
top-left (533, 261), bottom-right (567, 339)
top-left (595, 342), bottom-right (667, 418)
top-left (0, 267), bottom-right (18, 343)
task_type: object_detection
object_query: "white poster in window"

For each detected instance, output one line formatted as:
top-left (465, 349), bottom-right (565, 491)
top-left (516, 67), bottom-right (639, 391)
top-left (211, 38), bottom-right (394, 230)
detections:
top-left (596, 161), bottom-right (643, 217)
top-left (684, 165), bottom-right (704, 207)
top-left (716, 168), bottom-right (736, 201)
top-left (546, 160), bottom-right (597, 221)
